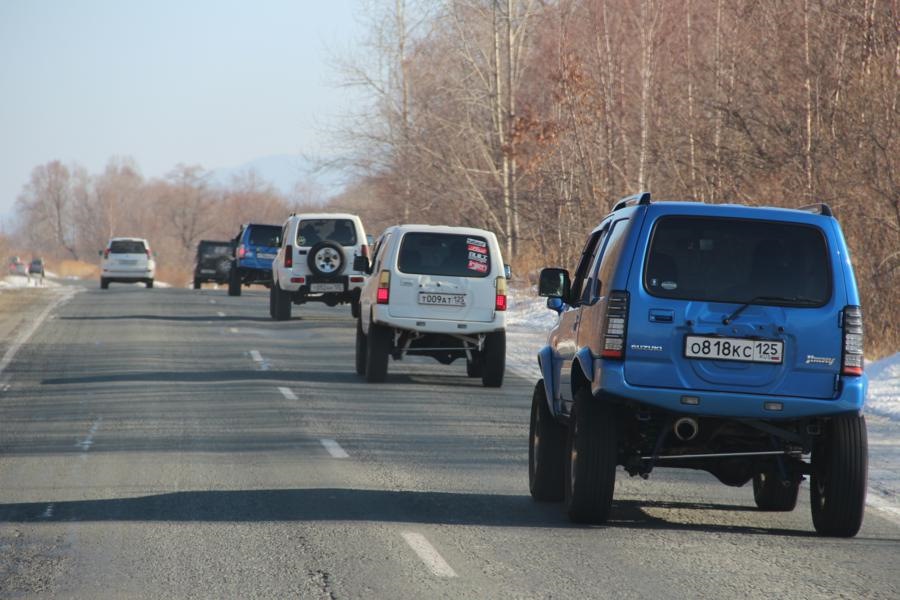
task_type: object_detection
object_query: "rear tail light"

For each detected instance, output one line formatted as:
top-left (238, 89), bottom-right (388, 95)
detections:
top-left (841, 305), bottom-right (864, 376)
top-left (284, 245), bottom-right (293, 268)
top-left (237, 244), bottom-right (246, 258)
top-left (376, 270), bottom-right (390, 304)
top-left (145, 248), bottom-right (151, 258)
top-left (361, 245), bottom-right (369, 258)
top-left (103, 248), bottom-right (110, 259)
top-left (495, 276), bottom-right (507, 311)
top-left (601, 291), bottom-right (629, 359)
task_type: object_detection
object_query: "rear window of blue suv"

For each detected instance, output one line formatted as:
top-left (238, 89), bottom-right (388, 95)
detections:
top-left (644, 216), bottom-right (831, 306)
top-left (247, 225), bottom-right (281, 247)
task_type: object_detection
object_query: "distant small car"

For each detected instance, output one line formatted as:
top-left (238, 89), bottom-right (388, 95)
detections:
top-left (193, 240), bottom-right (233, 289)
top-left (8, 256), bottom-right (27, 275)
top-left (228, 223), bottom-right (281, 296)
top-left (100, 237), bottom-right (156, 289)
top-left (28, 258), bottom-right (44, 277)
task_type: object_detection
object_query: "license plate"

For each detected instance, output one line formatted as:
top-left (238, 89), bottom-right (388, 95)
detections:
top-left (684, 335), bottom-right (783, 364)
top-left (310, 283), bottom-right (344, 292)
top-left (418, 292), bottom-right (466, 306)
top-left (258, 253), bottom-right (276, 259)
top-left (118, 260), bottom-right (137, 266)
top-left (200, 269), bottom-right (214, 273)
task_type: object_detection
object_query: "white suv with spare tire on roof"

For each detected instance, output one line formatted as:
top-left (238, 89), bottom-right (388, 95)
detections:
top-left (354, 224), bottom-right (509, 387)
top-left (270, 213), bottom-right (370, 320)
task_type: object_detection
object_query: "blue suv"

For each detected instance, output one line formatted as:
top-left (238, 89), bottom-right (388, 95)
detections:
top-left (228, 223), bottom-right (282, 296)
top-left (530, 193), bottom-right (868, 537)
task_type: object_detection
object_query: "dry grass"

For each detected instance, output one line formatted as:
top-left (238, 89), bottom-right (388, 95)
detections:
top-left (53, 259), bottom-right (99, 279)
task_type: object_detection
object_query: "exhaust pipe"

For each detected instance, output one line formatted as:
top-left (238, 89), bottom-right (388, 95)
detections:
top-left (674, 417), bottom-right (699, 442)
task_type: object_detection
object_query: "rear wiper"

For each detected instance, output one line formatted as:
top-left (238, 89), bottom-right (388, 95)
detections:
top-left (722, 296), bottom-right (819, 325)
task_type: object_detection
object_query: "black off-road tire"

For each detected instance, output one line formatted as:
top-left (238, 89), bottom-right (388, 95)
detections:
top-left (355, 319), bottom-right (367, 376)
top-left (480, 331), bottom-right (506, 388)
top-left (351, 299), bottom-right (360, 319)
top-left (810, 414), bottom-right (868, 537)
top-left (193, 278), bottom-right (201, 290)
top-left (100, 278), bottom-right (109, 290)
top-left (529, 380), bottom-right (566, 501)
top-left (273, 282), bottom-right (291, 321)
top-left (228, 266), bottom-right (241, 297)
top-left (753, 470), bottom-right (801, 512)
top-left (365, 323), bottom-right (391, 383)
top-left (565, 387), bottom-right (618, 524)
top-left (307, 241), bottom-right (345, 278)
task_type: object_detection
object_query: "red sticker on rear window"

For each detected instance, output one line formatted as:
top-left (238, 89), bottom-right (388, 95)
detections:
top-left (467, 260), bottom-right (488, 273)
top-left (467, 244), bottom-right (486, 253)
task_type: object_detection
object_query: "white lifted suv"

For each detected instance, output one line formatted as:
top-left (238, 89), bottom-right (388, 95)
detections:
top-left (270, 213), bottom-right (370, 320)
top-left (355, 225), bottom-right (509, 387)
top-left (100, 237), bottom-right (156, 289)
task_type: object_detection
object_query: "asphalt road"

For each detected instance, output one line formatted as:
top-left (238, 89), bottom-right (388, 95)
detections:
top-left (1, 281), bottom-right (898, 598)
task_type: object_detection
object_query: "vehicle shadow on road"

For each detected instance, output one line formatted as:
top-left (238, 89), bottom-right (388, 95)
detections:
top-left (0, 488), bottom-right (891, 540)
top-left (60, 315), bottom-right (276, 323)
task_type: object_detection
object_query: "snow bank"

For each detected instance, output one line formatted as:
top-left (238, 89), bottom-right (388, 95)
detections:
top-left (0, 274), bottom-right (60, 289)
top-left (866, 351), bottom-right (900, 421)
top-left (506, 286), bottom-right (557, 380)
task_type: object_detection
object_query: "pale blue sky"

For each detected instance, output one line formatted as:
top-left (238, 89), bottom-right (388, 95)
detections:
top-left (0, 0), bottom-right (366, 222)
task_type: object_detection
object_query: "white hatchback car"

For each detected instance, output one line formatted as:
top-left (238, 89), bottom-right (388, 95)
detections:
top-left (355, 225), bottom-right (509, 387)
top-left (270, 213), bottom-right (370, 320)
top-left (100, 237), bottom-right (156, 289)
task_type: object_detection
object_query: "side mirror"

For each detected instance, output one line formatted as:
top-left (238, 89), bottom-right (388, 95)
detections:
top-left (538, 267), bottom-right (570, 300)
top-left (98, 250), bottom-right (103, 257)
top-left (353, 255), bottom-right (370, 274)
top-left (504, 264), bottom-right (512, 279)
top-left (546, 297), bottom-right (564, 314)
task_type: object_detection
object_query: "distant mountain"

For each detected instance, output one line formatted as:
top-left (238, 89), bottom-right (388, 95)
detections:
top-left (208, 154), bottom-right (345, 200)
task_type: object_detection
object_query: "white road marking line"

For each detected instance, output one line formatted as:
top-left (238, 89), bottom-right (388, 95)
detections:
top-left (249, 350), bottom-right (263, 362)
top-left (400, 532), bottom-right (457, 578)
top-left (320, 438), bottom-right (349, 459)
top-left (229, 327), bottom-right (239, 333)
top-left (40, 504), bottom-right (54, 519)
top-left (76, 418), bottom-right (102, 451)
top-left (279, 387), bottom-right (297, 400)
top-left (217, 311), bottom-right (226, 317)
top-left (0, 288), bottom-right (77, 378)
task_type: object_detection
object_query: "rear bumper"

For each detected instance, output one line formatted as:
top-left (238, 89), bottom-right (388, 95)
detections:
top-left (102, 268), bottom-right (154, 280)
top-left (373, 306), bottom-right (505, 335)
top-left (593, 360), bottom-right (867, 419)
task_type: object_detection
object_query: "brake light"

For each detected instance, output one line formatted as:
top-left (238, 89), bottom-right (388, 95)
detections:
top-left (495, 276), bottom-right (507, 311)
top-left (103, 248), bottom-right (110, 259)
top-left (284, 245), bottom-right (293, 268)
top-left (145, 249), bottom-right (151, 258)
top-left (600, 291), bottom-right (629, 359)
top-left (361, 244), bottom-right (369, 258)
top-left (841, 305), bottom-right (864, 376)
top-left (376, 270), bottom-right (390, 304)
top-left (238, 245), bottom-right (246, 258)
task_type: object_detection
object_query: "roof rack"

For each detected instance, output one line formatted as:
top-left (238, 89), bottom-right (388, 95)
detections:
top-left (798, 203), bottom-right (833, 217)
top-left (612, 192), bottom-right (652, 212)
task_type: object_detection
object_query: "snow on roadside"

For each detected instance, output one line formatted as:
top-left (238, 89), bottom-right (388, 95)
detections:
top-left (0, 274), bottom-right (60, 289)
top-left (503, 287), bottom-right (900, 521)
top-left (866, 351), bottom-right (900, 420)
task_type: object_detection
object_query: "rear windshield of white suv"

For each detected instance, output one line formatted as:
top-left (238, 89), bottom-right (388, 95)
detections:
top-left (398, 233), bottom-right (491, 278)
top-left (297, 219), bottom-right (357, 247)
top-left (644, 216), bottom-right (830, 306)
top-left (109, 240), bottom-right (147, 254)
